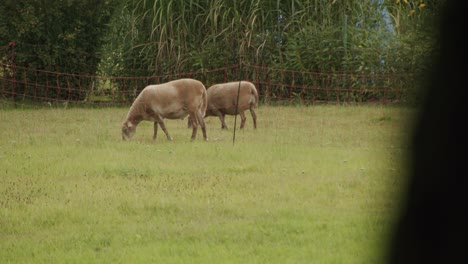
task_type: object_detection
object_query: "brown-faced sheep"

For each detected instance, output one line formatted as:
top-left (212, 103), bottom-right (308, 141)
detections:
top-left (121, 78), bottom-right (208, 141)
top-left (188, 81), bottom-right (258, 129)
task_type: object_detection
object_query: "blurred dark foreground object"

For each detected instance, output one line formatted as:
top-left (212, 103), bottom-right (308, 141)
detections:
top-left (387, 0), bottom-right (467, 263)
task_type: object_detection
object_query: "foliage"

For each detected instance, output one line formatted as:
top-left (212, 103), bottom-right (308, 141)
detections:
top-left (0, 0), bottom-right (445, 103)
top-left (0, 0), bottom-right (115, 100)
top-left (96, 0), bottom-right (443, 103)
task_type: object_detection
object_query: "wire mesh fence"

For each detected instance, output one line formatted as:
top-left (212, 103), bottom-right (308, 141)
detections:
top-left (1, 42), bottom-right (416, 108)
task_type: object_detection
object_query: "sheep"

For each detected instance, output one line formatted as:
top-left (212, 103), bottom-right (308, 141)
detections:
top-left (121, 78), bottom-right (208, 142)
top-left (189, 81), bottom-right (258, 129)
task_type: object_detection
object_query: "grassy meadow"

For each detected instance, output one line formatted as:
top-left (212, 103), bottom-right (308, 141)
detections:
top-left (0, 104), bottom-right (415, 263)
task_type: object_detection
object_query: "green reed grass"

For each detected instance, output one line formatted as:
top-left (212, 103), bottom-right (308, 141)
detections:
top-left (0, 105), bottom-right (414, 263)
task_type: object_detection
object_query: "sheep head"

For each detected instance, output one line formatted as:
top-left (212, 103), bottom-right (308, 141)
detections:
top-left (121, 122), bottom-right (136, 140)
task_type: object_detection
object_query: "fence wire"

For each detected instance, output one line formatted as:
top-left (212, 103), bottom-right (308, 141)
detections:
top-left (1, 43), bottom-right (415, 108)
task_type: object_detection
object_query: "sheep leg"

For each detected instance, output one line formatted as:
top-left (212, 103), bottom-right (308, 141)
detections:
top-left (159, 121), bottom-right (173, 141)
top-left (188, 112), bottom-right (198, 141)
top-left (187, 117), bottom-right (193, 128)
top-left (153, 122), bottom-right (158, 140)
top-left (250, 107), bottom-right (257, 129)
top-left (149, 113), bottom-right (172, 141)
top-left (217, 112), bottom-right (228, 129)
top-left (240, 111), bottom-right (247, 129)
top-left (196, 110), bottom-right (208, 141)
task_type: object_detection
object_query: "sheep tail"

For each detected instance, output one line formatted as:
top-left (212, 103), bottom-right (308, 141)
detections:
top-left (251, 85), bottom-right (259, 108)
top-left (201, 86), bottom-right (208, 117)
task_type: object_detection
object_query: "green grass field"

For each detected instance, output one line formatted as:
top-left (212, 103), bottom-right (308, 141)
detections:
top-left (0, 104), bottom-right (415, 263)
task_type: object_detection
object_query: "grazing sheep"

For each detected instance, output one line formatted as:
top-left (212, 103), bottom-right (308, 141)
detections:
top-left (121, 78), bottom-right (208, 141)
top-left (188, 81), bottom-right (258, 129)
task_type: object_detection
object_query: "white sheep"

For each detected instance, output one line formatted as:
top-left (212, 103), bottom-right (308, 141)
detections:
top-left (189, 81), bottom-right (258, 129)
top-left (121, 78), bottom-right (208, 141)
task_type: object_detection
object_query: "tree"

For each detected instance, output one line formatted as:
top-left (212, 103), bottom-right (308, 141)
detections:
top-left (0, 0), bottom-right (115, 101)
